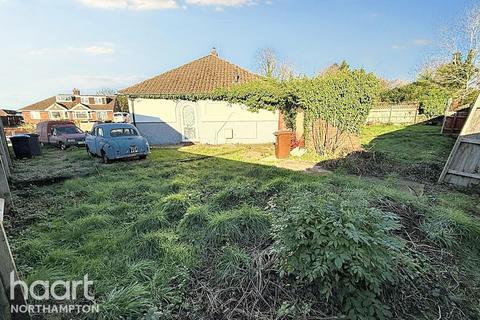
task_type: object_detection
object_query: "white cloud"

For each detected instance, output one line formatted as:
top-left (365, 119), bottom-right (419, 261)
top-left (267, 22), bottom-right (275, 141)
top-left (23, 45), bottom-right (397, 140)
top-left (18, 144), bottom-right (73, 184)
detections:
top-left (186, 0), bottom-right (256, 7)
top-left (391, 45), bottom-right (406, 50)
top-left (412, 39), bottom-right (432, 46)
top-left (28, 44), bottom-right (115, 56)
top-left (78, 0), bottom-right (179, 10)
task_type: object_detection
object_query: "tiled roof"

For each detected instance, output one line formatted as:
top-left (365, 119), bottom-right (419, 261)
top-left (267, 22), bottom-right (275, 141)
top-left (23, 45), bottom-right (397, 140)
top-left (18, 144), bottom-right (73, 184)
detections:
top-left (19, 96), bottom-right (115, 111)
top-left (0, 109), bottom-right (21, 116)
top-left (120, 52), bottom-right (260, 95)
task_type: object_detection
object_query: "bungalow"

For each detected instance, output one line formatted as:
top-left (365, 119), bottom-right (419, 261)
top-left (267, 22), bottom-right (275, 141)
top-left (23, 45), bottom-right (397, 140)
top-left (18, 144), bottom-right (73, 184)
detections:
top-left (120, 49), bottom-right (280, 145)
top-left (19, 89), bottom-right (115, 125)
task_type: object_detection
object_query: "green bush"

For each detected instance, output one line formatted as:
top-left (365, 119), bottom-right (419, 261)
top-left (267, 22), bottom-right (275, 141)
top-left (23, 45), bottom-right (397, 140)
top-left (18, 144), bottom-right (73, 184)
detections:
top-left (272, 189), bottom-right (407, 319)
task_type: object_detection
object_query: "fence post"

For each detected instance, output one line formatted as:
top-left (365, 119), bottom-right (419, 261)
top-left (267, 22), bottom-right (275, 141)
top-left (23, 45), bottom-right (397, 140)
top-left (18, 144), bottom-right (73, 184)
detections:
top-left (388, 104), bottom-right (393, 123)
top-left (0, 121), bottom-right (12, 178)
top-left (0, 157), bottom-right (11, 210)
top-left (441, 98), bottom-right (453, 134)
top-left (0, 199), bottom-right (29, 320)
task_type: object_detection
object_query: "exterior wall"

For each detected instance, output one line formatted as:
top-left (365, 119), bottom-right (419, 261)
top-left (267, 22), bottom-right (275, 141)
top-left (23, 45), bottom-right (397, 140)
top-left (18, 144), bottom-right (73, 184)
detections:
top-left (129, 98), bottom-right (279, 145)
top-left (22, 111), bottom-right (49, 124)
top-left (22, 110), bottom-right (113, 124)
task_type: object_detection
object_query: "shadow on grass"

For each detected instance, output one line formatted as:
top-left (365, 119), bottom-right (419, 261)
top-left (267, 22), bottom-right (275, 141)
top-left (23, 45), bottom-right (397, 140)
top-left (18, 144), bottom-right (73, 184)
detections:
top-left (4, 140), bottom-right (480, 320)
top-left (318, 123), bottom-right (457, 183)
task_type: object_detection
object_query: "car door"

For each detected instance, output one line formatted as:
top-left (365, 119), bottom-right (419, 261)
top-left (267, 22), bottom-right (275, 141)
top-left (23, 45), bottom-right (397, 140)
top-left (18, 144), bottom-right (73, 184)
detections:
top-left (50, 128), bottom-right (60, 144)
top-left (95, 127), bottom-right (106, 155)
top-left (85, 127), bottom-right (96, 153)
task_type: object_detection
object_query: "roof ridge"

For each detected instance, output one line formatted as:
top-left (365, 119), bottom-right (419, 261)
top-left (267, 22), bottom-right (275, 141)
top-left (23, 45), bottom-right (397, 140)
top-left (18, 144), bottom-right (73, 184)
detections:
top-left (120, 53), bottom-right (259, 95)
top-left (120, 54), bottom-right (214, 94)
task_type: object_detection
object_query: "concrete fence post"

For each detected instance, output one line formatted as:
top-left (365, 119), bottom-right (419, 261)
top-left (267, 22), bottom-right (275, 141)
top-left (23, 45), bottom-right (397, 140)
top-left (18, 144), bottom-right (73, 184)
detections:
top-left (0, 121), bottom-right (12, 178)
top-left (0, 157), bottom-right (11, 210)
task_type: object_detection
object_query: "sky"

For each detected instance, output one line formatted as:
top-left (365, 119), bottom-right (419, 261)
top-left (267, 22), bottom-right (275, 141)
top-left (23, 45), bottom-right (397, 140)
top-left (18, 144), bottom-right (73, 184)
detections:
top-left (0, 0), bottom-right (477, 109)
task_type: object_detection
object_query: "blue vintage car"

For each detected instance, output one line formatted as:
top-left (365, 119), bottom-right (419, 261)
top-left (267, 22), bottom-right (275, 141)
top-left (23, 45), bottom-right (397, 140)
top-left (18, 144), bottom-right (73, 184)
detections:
top-left (85, 123), bottom-right (149, 163)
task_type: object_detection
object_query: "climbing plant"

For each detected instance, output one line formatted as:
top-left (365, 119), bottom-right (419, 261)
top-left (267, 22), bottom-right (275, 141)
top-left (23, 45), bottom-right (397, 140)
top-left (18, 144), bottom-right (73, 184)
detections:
top-left (215, 66), bottom-right (380, 154)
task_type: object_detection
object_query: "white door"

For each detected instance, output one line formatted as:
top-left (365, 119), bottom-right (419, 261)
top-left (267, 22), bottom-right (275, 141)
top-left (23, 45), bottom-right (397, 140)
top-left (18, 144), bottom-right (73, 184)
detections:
top-left (181, 105), bottom-right (198, 142)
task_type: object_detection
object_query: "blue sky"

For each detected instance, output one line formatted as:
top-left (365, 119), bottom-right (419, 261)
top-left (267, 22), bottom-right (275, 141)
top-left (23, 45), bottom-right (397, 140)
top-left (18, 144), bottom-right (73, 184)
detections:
top-left (0, 0), bottom-right (475, 108)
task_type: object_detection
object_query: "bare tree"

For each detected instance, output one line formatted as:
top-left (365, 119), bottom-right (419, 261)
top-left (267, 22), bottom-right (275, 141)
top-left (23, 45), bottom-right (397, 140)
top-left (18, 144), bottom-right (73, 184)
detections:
top-left (96, 88), bottom-right (117, 96)
top-left (255, 48), bottom-right (295, 80)
top-left (255, 48), bottom-right (278, 78)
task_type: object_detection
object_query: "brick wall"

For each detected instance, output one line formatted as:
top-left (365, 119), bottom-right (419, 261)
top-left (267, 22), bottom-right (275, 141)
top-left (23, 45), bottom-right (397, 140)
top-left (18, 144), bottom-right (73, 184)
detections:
top-left (22, 110), bottom-right (113, 124)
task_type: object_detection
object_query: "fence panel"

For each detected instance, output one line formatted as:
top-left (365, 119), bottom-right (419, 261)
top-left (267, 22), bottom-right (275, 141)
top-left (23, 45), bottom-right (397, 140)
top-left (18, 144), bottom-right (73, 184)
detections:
top-left (439, 97), bottom-right (480, 186)
top-left (366, 103), bottom-right (421, 125)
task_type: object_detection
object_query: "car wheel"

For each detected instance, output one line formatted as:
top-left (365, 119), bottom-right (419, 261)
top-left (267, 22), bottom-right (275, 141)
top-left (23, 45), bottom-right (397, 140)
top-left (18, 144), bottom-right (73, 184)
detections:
top-left (102, 151), bottom-right (110, 164)
top-left (138, 155), bottom-right (147, 160)
top-left (59, 142), bottom-right (67, 150)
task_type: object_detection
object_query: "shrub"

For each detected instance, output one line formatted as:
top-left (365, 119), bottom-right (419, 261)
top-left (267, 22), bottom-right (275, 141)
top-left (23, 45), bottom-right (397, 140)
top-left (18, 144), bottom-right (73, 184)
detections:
top-left (272, 189), bottom-right (406, 319)
top-left (206, 207), bottom-right (271, 247)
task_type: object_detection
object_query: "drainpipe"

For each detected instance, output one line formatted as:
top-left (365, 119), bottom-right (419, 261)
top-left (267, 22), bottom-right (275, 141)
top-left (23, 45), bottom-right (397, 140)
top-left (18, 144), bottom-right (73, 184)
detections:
top-left (129, 96), bottom-right (137, 127)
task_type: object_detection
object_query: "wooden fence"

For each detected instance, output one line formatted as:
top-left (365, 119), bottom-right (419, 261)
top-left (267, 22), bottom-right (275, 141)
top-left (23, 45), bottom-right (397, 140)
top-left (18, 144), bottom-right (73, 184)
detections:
top-left (439, 96), bottom-right (480, 187)
top-left (0, 121), bottom-right (29, 319)
top-left (441, 102), bottom-right (470, 135)
top-left (366, 103), bottom-right (423, 125)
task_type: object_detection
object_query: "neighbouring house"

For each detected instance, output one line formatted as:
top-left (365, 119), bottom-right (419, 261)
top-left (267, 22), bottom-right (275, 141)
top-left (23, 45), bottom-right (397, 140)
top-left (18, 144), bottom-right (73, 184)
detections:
top-left (120, 49), bottom-right (280, 145)
top-left (19, 89), bottom-right (115, 125)
top-left (0, 109), bottom-right (23, 127)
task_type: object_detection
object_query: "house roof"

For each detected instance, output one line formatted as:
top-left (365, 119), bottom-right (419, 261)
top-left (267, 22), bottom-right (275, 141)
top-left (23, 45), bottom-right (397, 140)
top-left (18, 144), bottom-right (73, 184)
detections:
top-left (0, 109), bottom-right (20, 116)
top-left (19, 96), bottom-right (115, 112)
top-left (120, 50), bottom-right (260, 96)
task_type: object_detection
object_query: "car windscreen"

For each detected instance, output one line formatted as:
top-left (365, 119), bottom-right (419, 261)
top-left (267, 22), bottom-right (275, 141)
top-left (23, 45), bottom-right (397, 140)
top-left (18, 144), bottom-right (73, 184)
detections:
top-left (110, 128), bottom-right (138, 137)
top-left (55, 126), bottom-right (82, 134)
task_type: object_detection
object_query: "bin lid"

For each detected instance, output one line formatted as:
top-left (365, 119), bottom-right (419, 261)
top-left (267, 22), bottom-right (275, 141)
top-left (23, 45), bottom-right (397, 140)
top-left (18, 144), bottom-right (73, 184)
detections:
top-left (10, 134), bottom-right (30, 140)
top-left (274, 130), bottom-right (293, 136)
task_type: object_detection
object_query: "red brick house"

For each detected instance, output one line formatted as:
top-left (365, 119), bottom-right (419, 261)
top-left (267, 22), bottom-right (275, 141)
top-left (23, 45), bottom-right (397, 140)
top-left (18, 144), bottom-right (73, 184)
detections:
top-left (19, 89), bottom-right (115, 124)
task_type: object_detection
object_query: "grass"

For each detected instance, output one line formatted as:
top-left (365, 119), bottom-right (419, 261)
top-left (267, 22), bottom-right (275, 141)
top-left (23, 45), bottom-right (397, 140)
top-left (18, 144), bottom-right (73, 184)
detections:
top-left (319, 124), bottom-right (457, 182)
top-left (4, 125), bottom-right (480, 319)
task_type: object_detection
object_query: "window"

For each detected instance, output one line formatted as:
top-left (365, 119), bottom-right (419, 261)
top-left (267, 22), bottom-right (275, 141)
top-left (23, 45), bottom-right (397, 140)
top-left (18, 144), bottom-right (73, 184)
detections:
top-left (97, 127), bottom-right (104, 137)
top-left (74, 111), bottom-right (89, 119)
top-left (96, 111), bottom-right (107, 121)
top-left (56, 95), bottom-right (72, 102)
top-left (49, 111), bottom-right (65, 119)
top-left (94, 97), bottom-right (106, 104)
top-left (30, 111), bottom-right (41, 119)
top-left (81, 97), bottom-right (90, 104)
top-left (55, 126), bottom-right (82, 134)
top-left (110, 128), bottom-right (138, 137)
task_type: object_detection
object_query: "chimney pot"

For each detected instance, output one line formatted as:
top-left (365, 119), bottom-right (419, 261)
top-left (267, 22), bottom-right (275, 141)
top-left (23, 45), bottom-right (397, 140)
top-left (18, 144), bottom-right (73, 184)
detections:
top-left (210, 47), bottom-right (218, 57)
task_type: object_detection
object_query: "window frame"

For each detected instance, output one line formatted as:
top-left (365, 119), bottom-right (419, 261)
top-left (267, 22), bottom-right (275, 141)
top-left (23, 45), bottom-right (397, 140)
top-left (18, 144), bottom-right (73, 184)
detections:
top-left (94, 97), bottom-right (106, 105)
top-left (74, 111), bottom-right (89, 120)
top-left (30, 111), bottom-right (41, 119)
top-left (96, 111), bottom-right (107, 121)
